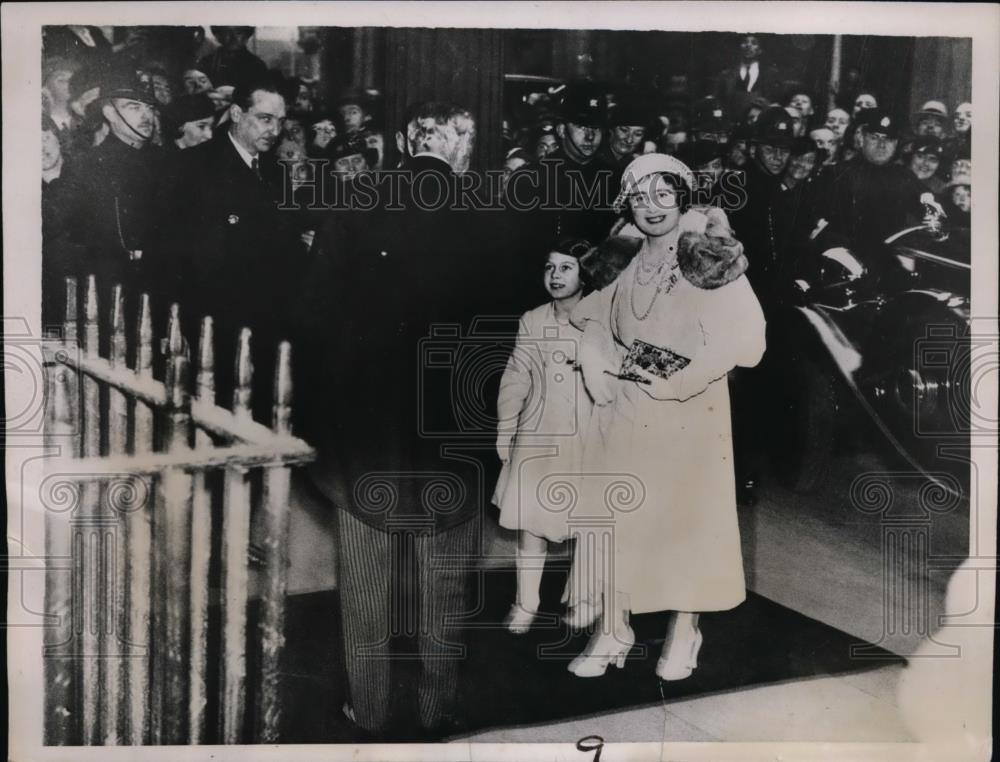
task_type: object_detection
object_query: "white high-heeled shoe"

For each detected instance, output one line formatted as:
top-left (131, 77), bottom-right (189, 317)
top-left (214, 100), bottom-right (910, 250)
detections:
top-left (567, 626), bottom-right (635, 678)
top-left (656, 627), bottom-right (703, 681)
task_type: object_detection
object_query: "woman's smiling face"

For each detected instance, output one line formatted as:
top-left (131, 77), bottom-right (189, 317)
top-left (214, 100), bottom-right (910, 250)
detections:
top-left (629, 173), bottom-right (683, 237)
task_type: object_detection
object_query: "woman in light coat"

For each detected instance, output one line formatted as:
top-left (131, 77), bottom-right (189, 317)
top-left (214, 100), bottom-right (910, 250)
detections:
top-left (567, 153), bottom-right (766, 680)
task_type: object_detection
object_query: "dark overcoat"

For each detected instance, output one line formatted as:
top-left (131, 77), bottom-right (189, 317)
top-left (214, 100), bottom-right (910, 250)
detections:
top-left (299, 155), bottom-right (522, 531)
top-left (154, 132), bottom-right (306, 415)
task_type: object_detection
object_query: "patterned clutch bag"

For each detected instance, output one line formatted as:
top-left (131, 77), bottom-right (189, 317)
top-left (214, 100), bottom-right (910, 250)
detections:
top-left (618, 339), bottom-right (690, 382)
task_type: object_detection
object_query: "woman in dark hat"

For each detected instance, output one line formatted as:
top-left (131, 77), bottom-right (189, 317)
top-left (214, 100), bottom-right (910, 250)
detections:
top-left (530, 123), bottom-right (560, 160)
top-left (307, 111), bottom-right (338, 157)
top-left (326, 135), bottom-right (377, 182)
top-left (676, 140), bottom-right (727, 208)
top-left (163, 93), bottom-right (216, 150)
top-left (906, 137), bottom-right (947, 195)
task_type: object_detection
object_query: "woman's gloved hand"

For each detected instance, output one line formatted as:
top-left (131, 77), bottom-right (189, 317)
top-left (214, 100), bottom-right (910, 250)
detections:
top-left (496, 434), bottom-right (513, 463)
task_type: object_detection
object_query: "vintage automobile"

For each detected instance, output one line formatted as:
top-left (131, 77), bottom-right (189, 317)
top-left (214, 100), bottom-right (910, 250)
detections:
top-left (766, 213), bottom-right (972, 496)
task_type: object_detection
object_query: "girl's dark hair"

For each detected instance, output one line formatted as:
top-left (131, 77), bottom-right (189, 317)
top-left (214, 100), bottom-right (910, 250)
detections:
top-left (551, 236), bottom-right (592, 259)
top-left (548, 236), bottom-right (593, 291)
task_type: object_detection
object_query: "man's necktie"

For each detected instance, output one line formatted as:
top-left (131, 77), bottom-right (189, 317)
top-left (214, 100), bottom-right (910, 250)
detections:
top-left (251, 156), bottom-right (262, 180)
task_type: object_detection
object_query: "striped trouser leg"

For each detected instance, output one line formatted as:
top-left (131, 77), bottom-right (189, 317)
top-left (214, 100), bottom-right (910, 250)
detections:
top-left (335, 507), bottom-right (392, 732)
top-left (415, 518), bottom-right (476, 730)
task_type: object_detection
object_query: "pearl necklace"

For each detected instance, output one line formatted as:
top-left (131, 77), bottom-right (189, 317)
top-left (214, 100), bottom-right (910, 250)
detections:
top-left (631, 242), bottom-right (680, 321)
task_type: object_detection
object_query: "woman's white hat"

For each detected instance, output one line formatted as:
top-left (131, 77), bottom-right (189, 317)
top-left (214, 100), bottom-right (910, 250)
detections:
top-left (613, 153), bottom-right (695, 213)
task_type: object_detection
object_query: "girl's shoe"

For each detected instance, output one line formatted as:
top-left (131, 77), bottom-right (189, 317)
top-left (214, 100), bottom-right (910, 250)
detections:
top-left (562, 596), bottom-right (603, 630)
top-left (656, 627), bottom-right (703, 681)
top-left (504, 604), bottom-right (538, 635)
top-left (567, 626), bottom-right (635, 678)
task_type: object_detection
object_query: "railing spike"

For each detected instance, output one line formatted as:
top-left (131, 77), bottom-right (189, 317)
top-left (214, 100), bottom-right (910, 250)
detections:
top-left (136, 294), bottom-right (153, 374)
top-left (272, 342), bottom-right (292, 435)
top-left (63, 276), bottom-right (78, 345)
top-left (83, 275), bottom-right (99, 356)
top-left (233, 328), bottom-right (253, 416)
top-left (167, 303), bottom-right (185, 357)
top-left (165, 351), bottom-right (191, 411)
top-left (197, 317), bottom-right (215, 403)
top-left (110, 284), bottom-right (126, 368)
top-left (84, 275), bottom-right (98, 321)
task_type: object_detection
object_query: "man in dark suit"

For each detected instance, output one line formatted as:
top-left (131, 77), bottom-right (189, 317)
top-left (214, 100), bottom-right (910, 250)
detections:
top-left (300, 102), bottom-right (513, 737)
top-left (156, 75), bottom-right (306, 415)
top-left (715, 34), bottom-right (781, 122)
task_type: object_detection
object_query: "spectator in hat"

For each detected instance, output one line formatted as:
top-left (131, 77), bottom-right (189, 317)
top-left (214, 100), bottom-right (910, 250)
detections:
top-left (690, 99), bottom-right (730, 145)
top-left (809, 127), bottom-right (838, 164)
top-left (56, 62), bottom-right (166, 331)
top-left (336, 90), bottom-right (371, 137)
top-left (600, 98), bottom-right (648, 172)
top-left (829, 109), bottom-right (923, 250)
top-left (781, 137), bottom-right (821, 191)
top-left (943, 171), bottom-right (970, 226)
top-left (307, 112), bottom-right (338, 157)
top-left (912, 100), bottom-right (949, 139)
top-left (164, 93), bottom-right (216, 150)
top-left (906, 137), bottom-right (947, 195)
top-left (676, 140), bottom-right (727, 209)
top-left (555, 84), bottom-right (608, 166)
top-left (728, 106), bottom-right (795, 306)
top-left (198, 26), bottom-right (268, 91)
top-left (327, 135), bottom-right (375, 182)
top-left (741, 95), bottom-right (771, 127)
top-left (745, 134), bottom-right (832, 300)
top-left (725, 123), bottom-right (753, 169)
top-left (716, 34), bottom-right (781, 119)
top-left (530, 124), bottom-right (560, 160)
top-left (824, 107), bottom-right (851, 144)
top-left (852, 92), bottom-right (877, 119)
top-left (182, 67), bottom-right (214, 95)
top-left (948, 154), bottom-right (971, 185)
top-left (519, 81), bottom-right (618, 245)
